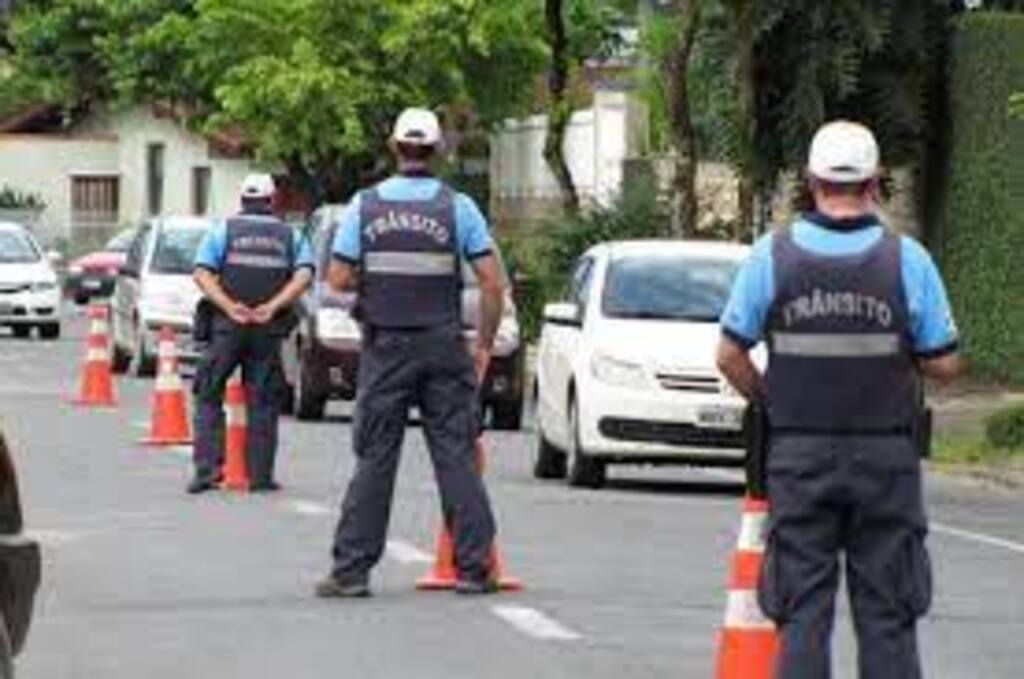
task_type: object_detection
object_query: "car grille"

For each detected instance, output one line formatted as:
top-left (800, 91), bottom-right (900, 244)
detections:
top-left (599, 417), bottom-right (744, 448)
top-left (655, 371), bottom-right (721, 393)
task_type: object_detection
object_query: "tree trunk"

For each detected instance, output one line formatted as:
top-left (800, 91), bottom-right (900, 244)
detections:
top-left (543, 0), bottom-right (580, 215)
top-left (732, 1), bottom-right (757, 241)
top-left (661, 0), bottom-right (702, 238)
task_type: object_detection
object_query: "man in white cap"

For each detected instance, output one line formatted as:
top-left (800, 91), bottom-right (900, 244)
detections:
top-left (189, 173), bottom-right (314, 493)
top-left (314, 108), bottom-right (505, 597)
top-left (716, 121), bottom-right (961, 677)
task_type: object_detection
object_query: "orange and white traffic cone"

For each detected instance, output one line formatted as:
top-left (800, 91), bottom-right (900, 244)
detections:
top-left (220, 373), bottom-right (249, 492)
top-left (713, 496), bottom-right (779, 679)
top-left (71, 302), bottom-right (117, 408)
top-left (417, 438), bottom-right (523, 591)
top-left (141, 327), bottom-right (191, 446)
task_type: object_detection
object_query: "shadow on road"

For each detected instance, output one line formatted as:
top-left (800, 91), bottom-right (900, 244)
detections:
top-left (603, 477), bottom-right (745, 498)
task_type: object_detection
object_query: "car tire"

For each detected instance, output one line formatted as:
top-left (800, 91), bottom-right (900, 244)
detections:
top-left (295, 356), bottom-right (326, 421)
top-left (491, 399), bottom-right (523, 431)
top-left (131, 329), bottom-right (157, 378)
top-left (11, 326), bottom-right (30, 340)
top-left (39, 323), bottom-right (60, 340)
top-left (566, 396), bottom-right (606, 489)
top-left (73, 292), bottom-right (89, 306)
top-left (533, 414), bottom-right (567, 480)
top-left (111, 342), bottom-right (131, 374)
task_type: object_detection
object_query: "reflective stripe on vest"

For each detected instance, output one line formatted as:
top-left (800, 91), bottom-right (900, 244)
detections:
top-left (364, 251), bottom-right (457, 276)
top-left (772, 332), bottom-right (902, 357)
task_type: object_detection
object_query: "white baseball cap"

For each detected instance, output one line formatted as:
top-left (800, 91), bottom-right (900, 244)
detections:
top-left (392, 108), bottom-right (442, 147)
top-left (240, 173), bottom-right (276, 199)
top-left (807, 121), bottom-right (880, 183)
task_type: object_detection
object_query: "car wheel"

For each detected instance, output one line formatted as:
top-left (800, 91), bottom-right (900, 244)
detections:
top-left (131, 327), bottom-right (157, 378)
top-left (491, 399), bottom-right (523, 431)
top-left (533, 412), bottom-right (567, 480)
top-left (73, 292), bottom-right (89, 306)
top-left (39, 323), bottom-right (60, 340)
top-left (295, 354), bottom-right (326, 421)
top-left (11, 326), bottom-right (30, 339)
top-left (111, 342), bottom-right (131, 374)
top-left (566, 396), bottom-right (606, 489)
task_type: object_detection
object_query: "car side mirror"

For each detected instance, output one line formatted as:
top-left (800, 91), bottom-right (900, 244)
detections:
top-left (543, 302), bottom-right (582, 327)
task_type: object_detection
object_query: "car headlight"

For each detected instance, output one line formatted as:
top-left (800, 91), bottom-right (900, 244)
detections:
top-left (31, 281), bottom-right (57, 292)
top-left (591, 353), bottom-right (648, 388)
top-left (68, 265), bottom-right (84, 276)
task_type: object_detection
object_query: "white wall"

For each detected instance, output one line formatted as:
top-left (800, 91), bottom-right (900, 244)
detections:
top-left (0, 134), bottom-right (119, 245)
top-left (105, 108), bottom-right (255, 224)
top-left (490, 89), bottom-right (645, 211)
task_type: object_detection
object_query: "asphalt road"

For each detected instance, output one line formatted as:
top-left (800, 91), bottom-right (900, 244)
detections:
top-left (3, 308), bottom-right (1024, 678)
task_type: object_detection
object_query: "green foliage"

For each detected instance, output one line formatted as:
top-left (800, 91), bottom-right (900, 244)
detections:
top-left (940, 13), bottom-right (1024, 385)
top-left (986, 403), bottom-right (1024, 450)
top-left (1011, 92), bottom-right (1024, 119)
top-left (0, 185), bottom-right (45, 210)
top-left (501, 177), bottom-right (670, 340)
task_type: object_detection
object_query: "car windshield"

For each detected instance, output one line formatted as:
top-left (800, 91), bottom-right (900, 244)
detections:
top-left (0, 229), bottom-right (41, 264)
top-left (104, 230), bottom-right (136, 253)
top-left (601, 253), bottom-right (740, 322)
top-left (151, 227), bottom-right (206, 274)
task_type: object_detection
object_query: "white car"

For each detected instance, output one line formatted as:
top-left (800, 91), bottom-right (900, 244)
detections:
top-left (534, 239), bottom-right (754, 488)
top-left (0, 222), bottom-right (62, 340)
top-left (111, 216), bottom-right (210, 376)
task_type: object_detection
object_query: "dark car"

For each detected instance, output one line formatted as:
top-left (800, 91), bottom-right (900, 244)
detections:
top-left (280, 206), bottom-right (525, 429)
top-left (0, 431), bottom-right (40, 678)
top-left (64, 229), bottom-right (135, 304)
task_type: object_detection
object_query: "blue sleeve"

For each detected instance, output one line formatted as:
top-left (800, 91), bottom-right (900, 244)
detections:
top-left (331, 195), bottom-right (362, 262)
top-left (194, 222), bottom-right (228, 271)
top-left (454, 193), bottom-right (494, 259)
top-left (900, 237), bottom-right (959, 356)
top-left (292, 231), bottom-right (315, 270)
top-left (719, 233), bottom-right (775, 348)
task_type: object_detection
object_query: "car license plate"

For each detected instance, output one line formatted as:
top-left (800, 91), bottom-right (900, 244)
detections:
top-left (317, 308), bottom-right (360, 339)
top-left (697, 405), bottom-right (743, 431)
top-left (82, 279), bottom-right (103, 290)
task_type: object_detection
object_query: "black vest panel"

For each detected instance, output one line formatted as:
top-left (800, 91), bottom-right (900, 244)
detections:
top-left (220, 216), bottom-right (294, 307)
top-left (764, 228), bottom-right (919, 432)
top-left (358, 186), bottom-right (460, 329)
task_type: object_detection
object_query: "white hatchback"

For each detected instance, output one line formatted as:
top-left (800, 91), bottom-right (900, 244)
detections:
top-left (534, 239), bottom-right (753, 488)
top-left (111, 217), bottom-right (210, 376)
top-left (0, 222), bottom-right (62, 340)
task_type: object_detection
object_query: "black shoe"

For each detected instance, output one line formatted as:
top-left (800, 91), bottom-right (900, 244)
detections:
top-left (314, 574), bottom-right (371, 599)
top-left (454, 577), bottom-right (500, 596)
top-left (186, 475), bottom-right (221, 495)
top-left (249, 480), bottom-right (282, 493)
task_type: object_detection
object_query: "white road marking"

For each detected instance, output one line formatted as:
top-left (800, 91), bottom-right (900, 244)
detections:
top-left (287, 500), bottom-right (333, 517)
top-left (491, 605), bottom-right (582, 642)
top-left (932, 522), bottom-right (1024, 556)
top-left (384, 539), bottom-right (433, 564)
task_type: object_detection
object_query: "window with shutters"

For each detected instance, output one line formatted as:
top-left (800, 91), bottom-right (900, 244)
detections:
top-left (70, 175), bottom-right (120, 228)
top-left (147, 142), bottom-right (165, 216)
top-left (192, 166), bottom-right (212, 215)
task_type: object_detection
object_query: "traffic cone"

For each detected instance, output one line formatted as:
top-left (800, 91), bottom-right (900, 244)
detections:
top-left (141, 327), bottom-right (191, 445)
top-left (713, 496), bottom-right (779, 679)
top-left (71, 302), bottom-right (117, 408)
top-left (220, 373), bottom-right (249, 492)
top-left (417, 438), bottom-right (523, 591)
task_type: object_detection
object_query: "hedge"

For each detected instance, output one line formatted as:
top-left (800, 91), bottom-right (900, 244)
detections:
top-left (939, 13), bottom-right (1024, 385)
top-left (986, 402), bottom-right (1024, 450)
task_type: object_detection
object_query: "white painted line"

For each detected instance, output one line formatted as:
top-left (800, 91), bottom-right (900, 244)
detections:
top-left (385, 539), bottom-right (433, 564)
top-left (288, 500), bottom-right (333, 517)
top-left (491, 605), bottom-right (582, 642)
top-left (932, 522), bottom-right (1024, 556)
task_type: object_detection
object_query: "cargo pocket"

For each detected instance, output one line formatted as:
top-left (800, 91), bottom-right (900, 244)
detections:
top-left (757, 526), bottom-right (791, 623)
top-left (893, 528), bottom-right (933, 620)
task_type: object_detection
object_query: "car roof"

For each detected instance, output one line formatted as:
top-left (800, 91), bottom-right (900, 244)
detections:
top-left (590, 239), bottom-right (751, 261)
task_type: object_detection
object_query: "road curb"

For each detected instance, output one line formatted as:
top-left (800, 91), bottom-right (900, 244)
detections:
top-left (929, 461), bottom-right (1024, 491)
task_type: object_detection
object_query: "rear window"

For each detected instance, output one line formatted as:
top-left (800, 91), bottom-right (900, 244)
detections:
top-left (0, 229), bottom-right (40, 264)
top-left (602, 253), bottom-right (739, 323)
top-left (151, 228), bottom-right (206, 274)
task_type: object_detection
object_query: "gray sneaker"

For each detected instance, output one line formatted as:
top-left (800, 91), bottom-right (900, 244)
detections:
top-left (314, 575), bottom-right (371, 599)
